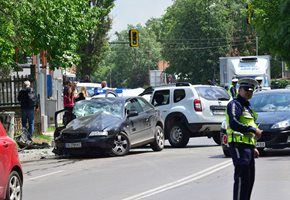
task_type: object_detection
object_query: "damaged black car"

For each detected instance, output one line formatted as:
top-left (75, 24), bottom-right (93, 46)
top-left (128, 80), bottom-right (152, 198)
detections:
top-left (53, 96), bottom-right (165, 156)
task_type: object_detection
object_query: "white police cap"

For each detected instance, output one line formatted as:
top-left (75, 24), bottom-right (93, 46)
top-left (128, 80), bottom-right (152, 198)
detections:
top-left (232, 78), bottom-right (238, 82)
top-left (238, 78), bottom-right (258, 91)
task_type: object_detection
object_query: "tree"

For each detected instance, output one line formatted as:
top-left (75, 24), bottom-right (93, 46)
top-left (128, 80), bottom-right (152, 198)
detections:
top-left (253, 0), bottom-right (290, 62)
top-left (0, 1), bottom-right (18, 76)
top-left (161, 0), bottom-right (229, 83)
top-left (0, 0), bottom-right (113, 73)
top-left (77, 0), bottom-right (114, 81)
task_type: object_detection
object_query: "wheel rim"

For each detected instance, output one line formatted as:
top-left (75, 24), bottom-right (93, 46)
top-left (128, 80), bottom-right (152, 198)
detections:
top-left (9, 175), bottom-right (22, 200)
top-left (112, 134), bottom-right (129, 155)
top-left (156, 128), bottom-right (164, 147)
top-left (170, 126), bottom-right (183, 143)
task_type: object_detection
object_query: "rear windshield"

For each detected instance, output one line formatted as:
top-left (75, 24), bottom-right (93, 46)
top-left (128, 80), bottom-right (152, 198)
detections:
top-left (195, 86), bottom-right (230, 101)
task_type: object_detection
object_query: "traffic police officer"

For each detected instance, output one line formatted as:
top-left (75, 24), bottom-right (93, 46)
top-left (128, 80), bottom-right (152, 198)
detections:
top-left (255, 77), bottom-right (263, 92)
top-left (226, 78), bottom-right (263, 200)
top-left (228, 78), bottom-right (238, 97)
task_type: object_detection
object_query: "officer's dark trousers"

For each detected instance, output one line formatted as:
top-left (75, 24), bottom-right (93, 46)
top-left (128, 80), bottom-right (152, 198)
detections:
top-left (229, 143), bottom-right (255, 200)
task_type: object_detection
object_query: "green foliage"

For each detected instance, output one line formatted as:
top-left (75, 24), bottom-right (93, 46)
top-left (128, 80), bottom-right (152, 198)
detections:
top-left (253, 0), bottom-right (290, 62)
top-left (0, 2), bottom-right (16, 72)
top-left (0, 0), bottom-right (113, 72)
top-left (271, 79), bottom-right (290, 89)
top-left (98, 24), bottom-right (162, 88)
top-left (161, 0), bottom-right (249, 84)
top-left (77, 0), bottom-right (114, 81)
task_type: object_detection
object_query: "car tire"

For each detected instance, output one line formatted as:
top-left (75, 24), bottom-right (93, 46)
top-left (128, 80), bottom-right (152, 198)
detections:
top-left (109, 132), bottom-right (131, 156)
top-left (5, 171), bottom-right (22, 200)
top-left (150, 126), bottom-right (165, 151)
top-left (168, 121), bottom-right (190, 148)
top-left (213, 135), bottom-right (221, 145)
top-left (223, 148), bottom-right (231, 157)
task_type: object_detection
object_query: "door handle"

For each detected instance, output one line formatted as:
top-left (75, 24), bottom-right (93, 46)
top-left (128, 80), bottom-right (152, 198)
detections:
top-left (3, 141), bottom-right (9, 148)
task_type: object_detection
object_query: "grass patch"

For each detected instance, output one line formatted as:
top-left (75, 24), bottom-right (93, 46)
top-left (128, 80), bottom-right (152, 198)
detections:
top-left (46, 126), bottom-right (56, 132)
top-left (32, 134), bottom-right (53, 144)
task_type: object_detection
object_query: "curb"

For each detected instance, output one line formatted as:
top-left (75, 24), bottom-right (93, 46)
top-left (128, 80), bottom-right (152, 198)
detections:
top-left (18, 147), bottom-right (55, 162)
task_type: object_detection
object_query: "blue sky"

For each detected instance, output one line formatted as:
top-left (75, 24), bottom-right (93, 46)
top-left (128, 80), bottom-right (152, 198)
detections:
top-left (109, 0), bottom-right (173, 38)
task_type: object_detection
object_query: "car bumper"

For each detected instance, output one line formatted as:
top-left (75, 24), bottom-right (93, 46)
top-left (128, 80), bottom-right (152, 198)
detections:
top-left (188, 122), bottom-right (222, 136)
top-left (258, 129), bottom-right (290, 149)
top-left (220, 128), bottom-right (290, 150)
top-left (53, 135), bottom-right (115, 155)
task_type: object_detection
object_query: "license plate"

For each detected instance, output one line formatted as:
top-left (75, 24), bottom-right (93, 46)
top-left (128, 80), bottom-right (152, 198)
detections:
top-left (256, 142), bottom-right (265, 148)
top-left (65, 142), bottom-right (82, 148)
top-left (212, 111), bottom-right (225, 115)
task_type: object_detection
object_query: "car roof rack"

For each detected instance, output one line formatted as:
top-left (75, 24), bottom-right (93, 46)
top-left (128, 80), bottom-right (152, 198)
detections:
top-left (176, 82), bottom-right (191, 86)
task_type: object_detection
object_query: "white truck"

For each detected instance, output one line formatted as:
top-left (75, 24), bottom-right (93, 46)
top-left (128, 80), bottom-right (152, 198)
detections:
top-left (219, 55), bottom-right (271, 90)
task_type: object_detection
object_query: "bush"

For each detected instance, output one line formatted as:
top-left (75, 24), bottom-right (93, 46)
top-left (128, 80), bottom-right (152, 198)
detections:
top-left (271, 79), bottom-right (290, 89)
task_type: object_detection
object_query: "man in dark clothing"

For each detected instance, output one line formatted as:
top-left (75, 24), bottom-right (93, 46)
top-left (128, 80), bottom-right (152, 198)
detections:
top-left (18, 80), bottom-right (38, 139)
top-left (228, 78), bottom-right (238, 98)
top-left (226, 78), bottom-right (263, 200)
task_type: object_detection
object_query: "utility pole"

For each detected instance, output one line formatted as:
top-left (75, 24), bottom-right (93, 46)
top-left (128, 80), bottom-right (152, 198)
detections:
top-left (256, 36), bottom-right (258, 56)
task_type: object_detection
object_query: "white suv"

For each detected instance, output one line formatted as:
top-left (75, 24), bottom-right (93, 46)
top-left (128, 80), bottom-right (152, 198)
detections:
top-left (149, 83), bottom-right (231, 147)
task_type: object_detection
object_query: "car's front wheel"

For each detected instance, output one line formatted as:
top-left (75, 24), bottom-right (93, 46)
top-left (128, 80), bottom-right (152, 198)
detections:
top-left (5, 171), bottom-right (22, 200)
top-left (150, 126), bottom-right (165, 151)
top-left (109, 132), bottom-right (131, 156)
top-left (168, 121), bottom-right (190, 148)
top-left (222, 148), bottom-right (231, 157)
top-left (213, 135), bottom-right (221, 145)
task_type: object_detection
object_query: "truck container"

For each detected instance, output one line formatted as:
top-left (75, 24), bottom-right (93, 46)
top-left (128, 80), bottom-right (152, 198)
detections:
top-left (219, 55), bottom-right (271, 90)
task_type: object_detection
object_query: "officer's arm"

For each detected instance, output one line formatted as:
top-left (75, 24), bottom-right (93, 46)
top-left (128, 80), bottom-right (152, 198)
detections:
top-left (227, 101), bottom-right (256, 133)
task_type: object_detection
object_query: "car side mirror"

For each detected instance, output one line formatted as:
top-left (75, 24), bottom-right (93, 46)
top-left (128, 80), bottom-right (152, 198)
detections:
top-left (127, 110), bottom-right (138, 118)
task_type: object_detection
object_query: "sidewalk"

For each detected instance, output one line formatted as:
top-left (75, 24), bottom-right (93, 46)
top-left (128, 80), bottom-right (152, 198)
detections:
top-left (18, 131), bottom-right (56, 162)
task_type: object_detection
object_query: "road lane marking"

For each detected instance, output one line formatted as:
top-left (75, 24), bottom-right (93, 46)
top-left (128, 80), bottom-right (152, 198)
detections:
top-left (122, 160), bottom-right (232, 200)
top-left (28, 170), bottom-right (64, 181)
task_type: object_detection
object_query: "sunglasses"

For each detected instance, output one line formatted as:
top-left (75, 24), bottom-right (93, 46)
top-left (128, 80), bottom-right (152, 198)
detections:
top-left (243, 88), bottom-right (254, 92)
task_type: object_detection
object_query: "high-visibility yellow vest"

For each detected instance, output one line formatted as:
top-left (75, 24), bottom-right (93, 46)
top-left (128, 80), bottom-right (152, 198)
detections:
top-left (227, 85), bottom-right (237, 97)
top-left (226, 107), bottom-right (258, 146)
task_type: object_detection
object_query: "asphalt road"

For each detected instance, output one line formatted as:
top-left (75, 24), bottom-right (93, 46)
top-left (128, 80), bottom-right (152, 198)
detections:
top-left (22, 137), bottom-right (290, 200)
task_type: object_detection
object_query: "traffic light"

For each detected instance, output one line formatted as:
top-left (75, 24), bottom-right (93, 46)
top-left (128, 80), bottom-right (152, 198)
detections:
top-left (129, 29), bottom-right (139, 47)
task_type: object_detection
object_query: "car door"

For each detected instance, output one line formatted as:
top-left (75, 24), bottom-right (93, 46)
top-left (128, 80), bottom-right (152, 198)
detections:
top-left (136, 97), bottom-right (156, 140)
top-left (0, 123), bottom-right (10, 197)
top-left (151, 89), bottom-right (171, 120)
top-left (125, 98), bottom-right (148, 144)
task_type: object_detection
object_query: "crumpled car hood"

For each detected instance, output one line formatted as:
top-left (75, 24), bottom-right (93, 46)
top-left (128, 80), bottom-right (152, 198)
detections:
top-left (65, 111), bottom-right (123, 132)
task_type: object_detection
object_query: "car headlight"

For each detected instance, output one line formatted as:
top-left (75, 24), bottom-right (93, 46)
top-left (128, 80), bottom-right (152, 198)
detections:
top-left (271, 120), bottom-right (290, 129)
top-left (89, 131), bottom-right (108, 137)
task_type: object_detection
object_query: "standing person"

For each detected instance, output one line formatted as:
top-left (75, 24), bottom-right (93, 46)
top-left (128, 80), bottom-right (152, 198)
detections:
top-left (255, 77), bottom-right (263, 92)
top-left (226, 78), bottom-right (263, 200)
top-left (71, 81), bottom-right (78, 98)
top-left (17, 80), bottom-right (38, 139)
top-left (75, 87), bottom-right (87, 102)
top-left (80, 86), bottom-right (88, 98)
top-left (228, 78), bottom-right (238, 98)
top-left (63, 86), bottom-right (75, 125)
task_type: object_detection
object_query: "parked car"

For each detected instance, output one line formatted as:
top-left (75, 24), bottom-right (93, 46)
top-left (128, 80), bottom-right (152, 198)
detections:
top-left (221, 89), bottom-right (290, 156)
top-left (145, 82), bottom-right (231, 147)
top-left (53, 96), bottom-right (165, 156)
top-left (0, 122), bottom-right (23, 200)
